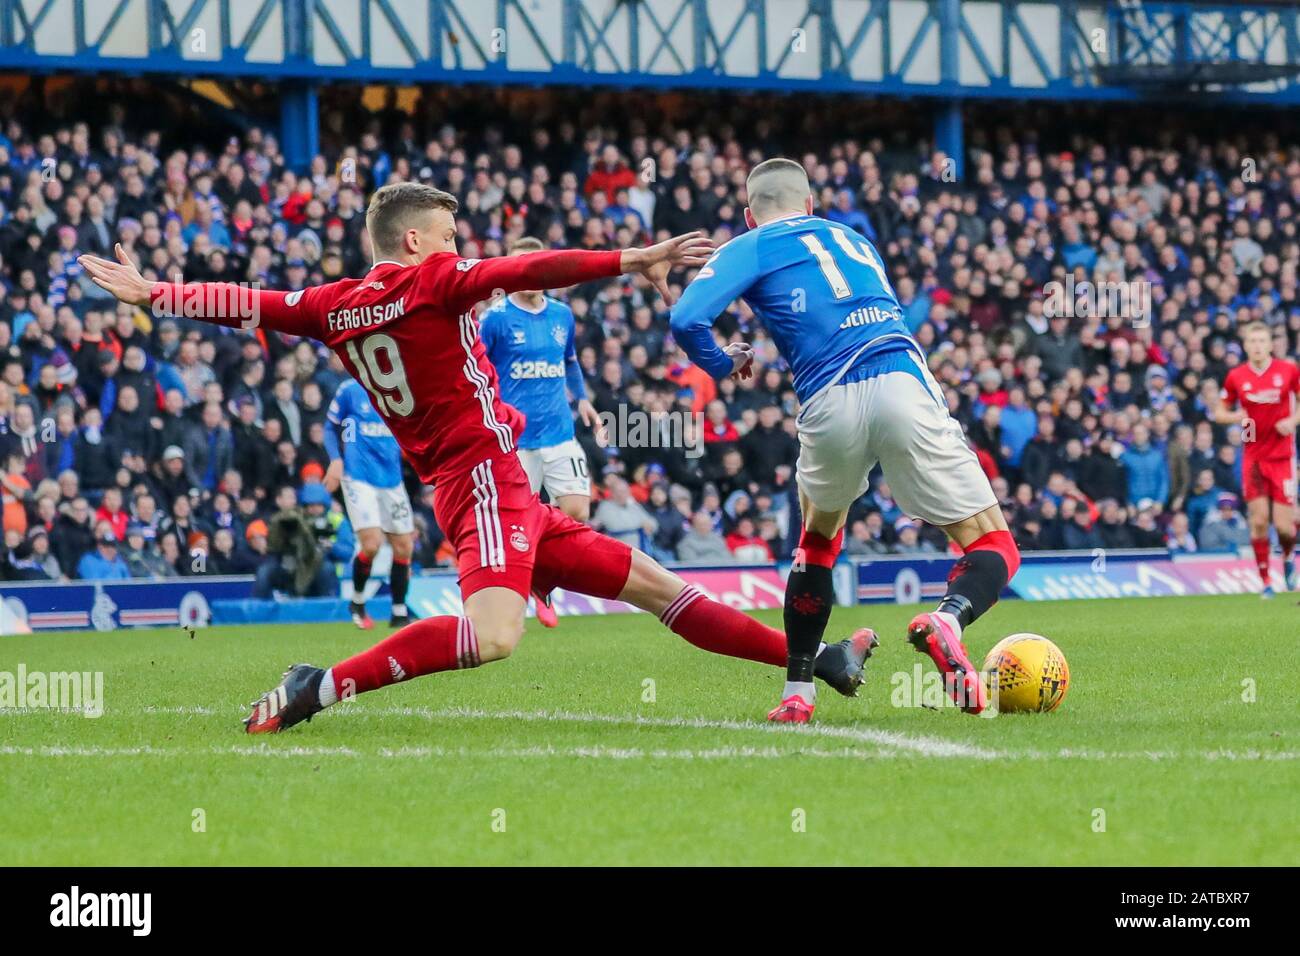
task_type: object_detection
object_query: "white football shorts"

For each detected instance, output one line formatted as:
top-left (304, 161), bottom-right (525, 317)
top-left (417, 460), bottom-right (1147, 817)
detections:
top-left (795, 361), bottom-right (996, 527)
top-left (341, 476), bottom-right (415, 535)
top-left (519, 438), bottom-right (591, 500)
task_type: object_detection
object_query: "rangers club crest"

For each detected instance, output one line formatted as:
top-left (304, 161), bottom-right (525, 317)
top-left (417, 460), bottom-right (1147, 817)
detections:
top-left (552, 325), bottom-right (567, 345)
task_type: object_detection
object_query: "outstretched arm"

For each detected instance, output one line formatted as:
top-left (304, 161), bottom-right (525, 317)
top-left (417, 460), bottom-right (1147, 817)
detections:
top-left (434, 232), bottom-right (715, 315)
top-left (79, 244), bottom-right (325, 338)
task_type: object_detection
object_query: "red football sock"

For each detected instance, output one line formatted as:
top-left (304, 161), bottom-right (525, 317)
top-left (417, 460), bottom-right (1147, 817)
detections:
top-left (796, 528), bottom-right (843, 569)
top-left (329, 616), bottom-right (479, 699)
top-left (659, 585), bottom-right (786, 667)
top-left (1251, 537), bottom-right (1271, 586)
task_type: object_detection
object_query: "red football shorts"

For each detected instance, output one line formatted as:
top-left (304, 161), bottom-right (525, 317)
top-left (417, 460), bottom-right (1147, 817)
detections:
top-left (434, 456), bottom-right (633, 601)
top-left (1241, 456), bottom-right (1297, 507)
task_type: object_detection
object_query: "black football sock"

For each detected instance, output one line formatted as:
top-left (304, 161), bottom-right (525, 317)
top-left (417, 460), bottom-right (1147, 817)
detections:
top-left (783, 564), bottom-right (833, 683)
top-left (352, 552), bottom-right (373, 603)
top-left (937, 530), bottom-right (1020, 629)
top-left (390, 558), bottom-right (411, 615)
top-left (782, 528), bottom-right (843, 688)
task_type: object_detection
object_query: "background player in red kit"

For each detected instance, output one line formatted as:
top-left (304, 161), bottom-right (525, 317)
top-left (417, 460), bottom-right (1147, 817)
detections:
top-left (1215, 321), bottom-right (1300, 595)
top-left (79, 183), bottom-right (872, 733)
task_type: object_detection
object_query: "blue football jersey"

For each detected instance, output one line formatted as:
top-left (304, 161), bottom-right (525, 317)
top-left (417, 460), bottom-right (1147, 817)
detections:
top-left (325, 378), bottom-right (404, 488)
top-left (479, 294), bottom-right (586, 450)
top-left (670, 215), bottom-right (922, 402)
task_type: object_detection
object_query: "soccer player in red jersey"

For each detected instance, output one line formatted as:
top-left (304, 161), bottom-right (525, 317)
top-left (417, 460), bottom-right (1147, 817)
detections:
top-left (80, 183), bottom-right (873, 732)
top-left (1215, 322), bottom-right (1300, 596)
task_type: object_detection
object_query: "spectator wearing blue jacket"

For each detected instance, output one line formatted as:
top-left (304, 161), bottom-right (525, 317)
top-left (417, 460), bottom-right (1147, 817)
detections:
top-left (894, 275), bottom-right (932, 332)
top-left (181, 204), bottom-right (231, 249)
top-left (1059, 218), bottom-right (1097, 272)
top-left (1184, 468), bottom-right (1224, 536)
top-left (825, 189), bottom-right (876, 241)
top-left (76, 528), bottom-right (131, 580)
top-left (1120, 423), bottom-right (1169, 508)
top-left (998, 386), bottom-right (1038, 469)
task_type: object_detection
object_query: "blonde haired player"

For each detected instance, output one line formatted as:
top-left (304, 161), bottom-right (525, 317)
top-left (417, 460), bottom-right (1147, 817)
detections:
top-left (1214, 321), bottom-right (1300, 595)
top-left (80, 184), bottom-right (872, 734)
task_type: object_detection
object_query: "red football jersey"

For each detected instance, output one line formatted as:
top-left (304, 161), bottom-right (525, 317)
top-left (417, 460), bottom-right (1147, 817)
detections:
top-left (1221, 358), bottom-right (1300, 462)
top-left (150, 249), bottom-right (621, 485)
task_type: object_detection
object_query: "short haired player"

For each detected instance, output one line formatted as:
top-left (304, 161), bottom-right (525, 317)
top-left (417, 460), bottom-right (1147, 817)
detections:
top-left (324, 377), bottom-right (416, 629)
top-left (479, 236), bottom-right (605, 627)
top-left (79, 183), bottom-right (872, 734)
top-left (1214, 321), bottom-right (1300, 596)
top-left (671, 158), bottom-right (1020, 722)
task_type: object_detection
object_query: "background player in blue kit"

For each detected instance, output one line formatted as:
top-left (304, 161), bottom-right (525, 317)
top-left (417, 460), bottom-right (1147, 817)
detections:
top-left (670, 158), bottom-right (1020, 723)
top-left (479, 236), bottom-right (606, 626)
top-left (324, 378), bottom-right (416, 630)
top-left (479, 236), bottom-right (604, 522)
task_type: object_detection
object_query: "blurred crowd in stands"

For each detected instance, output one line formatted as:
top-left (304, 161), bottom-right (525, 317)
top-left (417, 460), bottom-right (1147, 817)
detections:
top-left (0, 83), bottom-right (1296, 583)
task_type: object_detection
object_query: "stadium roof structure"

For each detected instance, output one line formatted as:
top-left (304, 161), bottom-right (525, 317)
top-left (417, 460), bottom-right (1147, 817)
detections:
top-left (2, 0), bottom-right (1299, 169)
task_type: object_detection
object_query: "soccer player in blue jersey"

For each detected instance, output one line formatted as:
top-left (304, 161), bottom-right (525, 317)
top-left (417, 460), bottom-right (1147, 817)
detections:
top-left (479, 236), bottom-right (604, 627)
top-left (479, 237), bottom-right (602, 520)
top-left (670, 158), bottom-right (1020, 722)
top-left (324, 377), bottom-right (416, 630)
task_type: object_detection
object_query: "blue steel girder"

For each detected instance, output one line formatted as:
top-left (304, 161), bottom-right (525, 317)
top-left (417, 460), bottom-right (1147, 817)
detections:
top-left (639, 0), bottom-right (692, 75)
top-left (1113, 3), bottom-right (1287, 65)
top-left (440, 0), bottom-right (493, 70)
top-left (818, 0), bottom-right (889, 79)
top-left (1104, 2), bottom-right (1300, 88)
top-left (0, 1), bottom-right (1296, 105)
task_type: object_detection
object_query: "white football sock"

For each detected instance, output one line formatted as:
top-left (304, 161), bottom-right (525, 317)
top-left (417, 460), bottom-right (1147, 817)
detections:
top-left (318, 668), bottom-right (338, 708)
top-left (392, 603), bottom-right (407, 617)
top-left (814, 641), bottom-right (827, 657)
top-left (783, 680), bottom-right (815, 705)
top-left (934, 610), bottom-right (963, 640)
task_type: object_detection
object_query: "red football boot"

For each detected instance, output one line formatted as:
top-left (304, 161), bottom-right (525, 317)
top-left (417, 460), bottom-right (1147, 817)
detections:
top-left (350, 601), bottom-right (375, 631)
top-left (767, 694), bottom-right (815, 723)
top-left (907, 611), bottom-right (987, 715)
top-left (533, 591), bottom-right (559, 629)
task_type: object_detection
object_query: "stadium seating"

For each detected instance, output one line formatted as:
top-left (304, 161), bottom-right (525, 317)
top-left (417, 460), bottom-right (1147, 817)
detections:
top-left (1, 85), bottom-right (1295, 582)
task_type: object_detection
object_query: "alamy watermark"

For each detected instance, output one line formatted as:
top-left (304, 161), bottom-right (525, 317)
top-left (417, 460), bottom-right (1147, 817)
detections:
top-left (50, 886), bottom-right (150, 936)
top-left (596, 404), bottom-right (704, 459)
top-left (1044, 275), bottom-right (1151, 328)
top-left (152, 271), bottom-right (263, 330)
top-left (0, 664), bottom-right (104, 718)
top-left (889, 662), bottom-right (997, 717)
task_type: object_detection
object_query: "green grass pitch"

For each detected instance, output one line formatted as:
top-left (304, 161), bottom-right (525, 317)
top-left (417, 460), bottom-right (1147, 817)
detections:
top-left (2, 593), bottom-right (1297, 866)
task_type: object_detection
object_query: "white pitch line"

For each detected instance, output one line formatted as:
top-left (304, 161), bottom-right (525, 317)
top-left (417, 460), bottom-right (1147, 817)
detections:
top-left (348, 705), bottom-right (1000, 759)
top-left (0, 702), bottom-right (996, 758)
top-left (5, 705), bottom-right (1295, 763)
top-left (0, 743), bottom-right (898, 761)
top-left (0, 742), bottom-right (1295, 762)
top-left (5, 702), bottom-right (1294, 764)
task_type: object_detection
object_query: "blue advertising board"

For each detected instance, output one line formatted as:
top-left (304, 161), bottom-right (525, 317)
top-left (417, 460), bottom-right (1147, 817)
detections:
top-left (852, 549), bottom-right (1275, 604)
top-left (0, 577), bottom-right (254, 634)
